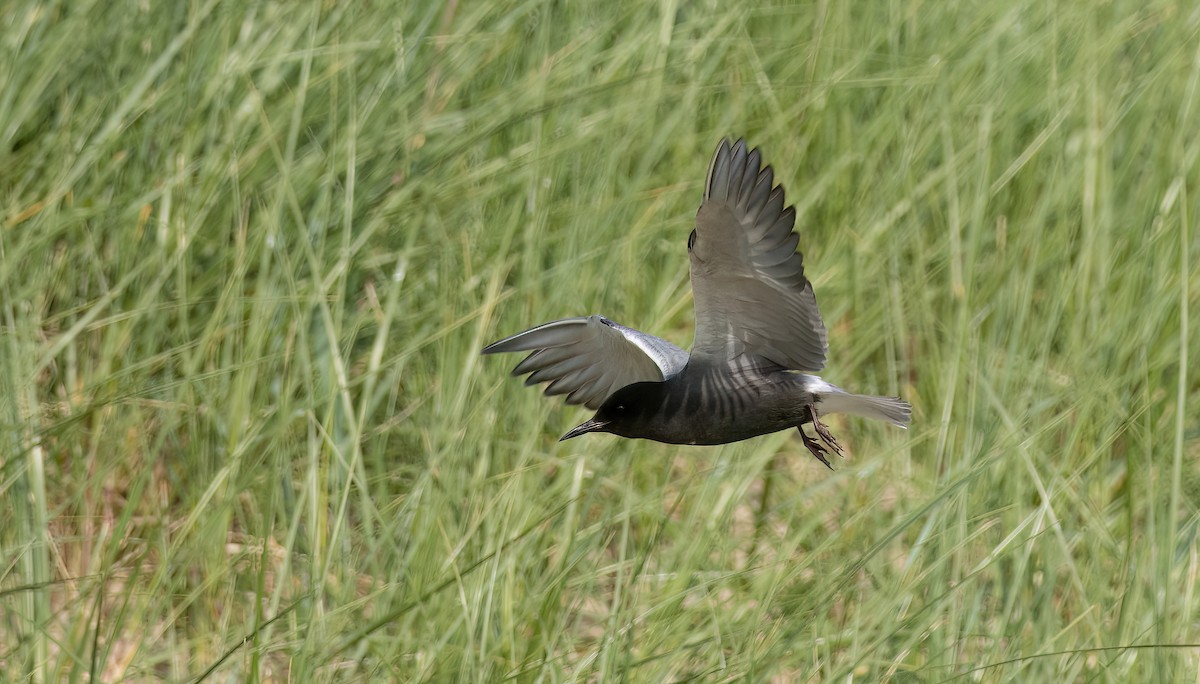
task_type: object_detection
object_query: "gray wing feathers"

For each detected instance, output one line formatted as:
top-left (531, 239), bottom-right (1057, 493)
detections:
top-left (482, 315), bottom-right (687, 410)
top-left (604, 319), bottom-right (690, 376)
top-left (689, 138), bottom-right (829, 371)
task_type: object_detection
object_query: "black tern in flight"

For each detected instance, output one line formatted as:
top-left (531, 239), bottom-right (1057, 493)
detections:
top-left (483, 139), bottom-right (910, 466)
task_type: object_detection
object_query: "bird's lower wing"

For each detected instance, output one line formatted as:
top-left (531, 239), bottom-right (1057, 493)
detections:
top-left (482, 315), bottom-right (687, 410)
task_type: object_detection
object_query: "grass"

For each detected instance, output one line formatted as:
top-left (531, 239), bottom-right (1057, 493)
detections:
top-left (1, 0), bottom-right (1198, 680)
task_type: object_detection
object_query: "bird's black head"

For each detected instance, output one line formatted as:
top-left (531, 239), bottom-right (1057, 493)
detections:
top-left (559, 382), bottom-right (662, 441)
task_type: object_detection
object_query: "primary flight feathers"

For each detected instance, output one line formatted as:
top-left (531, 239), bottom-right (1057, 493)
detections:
top-left (691, 137), bottom-right (828, 372)
top-left (481, 316), bottom-right (687, 410)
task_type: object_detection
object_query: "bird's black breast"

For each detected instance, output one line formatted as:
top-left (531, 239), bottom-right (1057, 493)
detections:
top-left (610, 362), bottom-right (814, 445)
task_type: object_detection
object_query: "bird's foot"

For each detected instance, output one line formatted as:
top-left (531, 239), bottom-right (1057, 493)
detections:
top-left (798, 428), bottom-right (833, 469)
top-left (811, 405), bottom-right (844, 457)
top-left (799, 402), bottom-right (844, 468)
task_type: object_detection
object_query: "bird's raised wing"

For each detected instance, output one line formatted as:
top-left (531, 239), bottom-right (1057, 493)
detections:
top-left (687, 138), bottom-right (828, 371)
top-left (482, 315), bottom-right (688, 410)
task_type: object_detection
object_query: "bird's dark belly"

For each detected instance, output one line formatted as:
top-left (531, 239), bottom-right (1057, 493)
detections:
top-left (633, 383), bottom-right (814, 445)
top-left (647, 413), bottom-right (813, 445)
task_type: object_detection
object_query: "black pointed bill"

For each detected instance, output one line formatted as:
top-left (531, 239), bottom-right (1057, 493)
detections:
top-left (559, 417), bottom-right (608, 441)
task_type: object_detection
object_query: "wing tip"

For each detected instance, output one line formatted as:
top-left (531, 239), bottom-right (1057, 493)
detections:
top-left (705, 138), bottom-right (732, 198)
top-left (705, 137), bottom-right (776, 206)
top-left (480, 317), bottom-right (594, 356)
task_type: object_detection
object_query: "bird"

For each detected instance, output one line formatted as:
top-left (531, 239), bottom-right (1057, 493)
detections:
top-left (482, 138), bottom-right (910, 467)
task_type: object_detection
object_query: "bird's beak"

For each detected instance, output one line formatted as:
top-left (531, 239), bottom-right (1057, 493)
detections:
top-left (559, 417), bottom-right (608, 441)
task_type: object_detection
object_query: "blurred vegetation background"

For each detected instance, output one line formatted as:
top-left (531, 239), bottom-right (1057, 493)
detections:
top-left (1, 0), bottom-right (1198, 680)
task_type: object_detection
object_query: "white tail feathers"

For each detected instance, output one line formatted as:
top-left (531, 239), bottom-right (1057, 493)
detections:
top-left (818, 391), bottom-right (911, 427)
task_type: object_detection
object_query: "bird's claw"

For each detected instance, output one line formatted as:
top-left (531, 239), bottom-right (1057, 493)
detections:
top-left (798, 428), bottom-right (833, 469)
top-left (799, 403), bottom-right (843, 468)
top-left (813, 417), bottom-right (843, 456)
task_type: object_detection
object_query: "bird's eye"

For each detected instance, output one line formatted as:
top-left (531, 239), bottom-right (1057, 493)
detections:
top-left (687, 230), bottom-right (697, 250)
